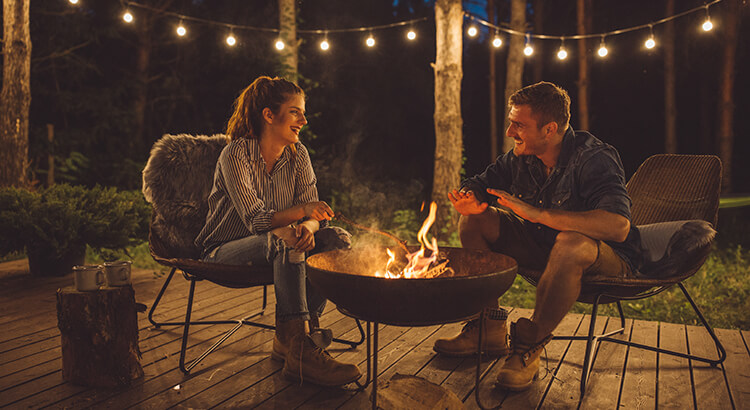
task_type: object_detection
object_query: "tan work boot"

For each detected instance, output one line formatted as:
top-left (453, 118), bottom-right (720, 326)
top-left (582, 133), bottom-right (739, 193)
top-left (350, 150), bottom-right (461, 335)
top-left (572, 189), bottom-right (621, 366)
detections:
top-left (433, 308), bottom-right (510, 357)
top-left (272, 318), bottom-right (307, 362)
top-left (495, 318), bottom-right (552, 391)
top-left (282, 334), bottom-right (362, 386)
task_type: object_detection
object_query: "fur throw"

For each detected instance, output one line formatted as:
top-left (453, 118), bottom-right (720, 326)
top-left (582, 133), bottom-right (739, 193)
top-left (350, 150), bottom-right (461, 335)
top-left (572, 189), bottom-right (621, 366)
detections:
top-left (142, 134), bottom-right (229, 259)
top-left (638, 220), bottom-right (716, 278)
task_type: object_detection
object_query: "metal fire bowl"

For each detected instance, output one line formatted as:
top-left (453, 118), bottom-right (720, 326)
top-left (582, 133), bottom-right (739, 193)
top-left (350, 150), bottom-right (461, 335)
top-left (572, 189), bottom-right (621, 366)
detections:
top-left (306, 247), bottom-right (517, 326)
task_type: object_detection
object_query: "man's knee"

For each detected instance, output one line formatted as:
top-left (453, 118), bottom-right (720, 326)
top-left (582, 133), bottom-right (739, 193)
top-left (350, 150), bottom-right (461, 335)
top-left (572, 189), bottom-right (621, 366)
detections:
top-left (551, 231), bottom-right (598, 268)
top-left (458, 212), bottom-right (496, 243)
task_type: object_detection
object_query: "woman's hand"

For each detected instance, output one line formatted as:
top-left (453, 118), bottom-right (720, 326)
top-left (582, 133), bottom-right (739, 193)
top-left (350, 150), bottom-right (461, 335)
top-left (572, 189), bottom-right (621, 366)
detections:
top-left (293, 223), bottom-right (315, 252)
top-left (302, 201), bottom-right (334, 221)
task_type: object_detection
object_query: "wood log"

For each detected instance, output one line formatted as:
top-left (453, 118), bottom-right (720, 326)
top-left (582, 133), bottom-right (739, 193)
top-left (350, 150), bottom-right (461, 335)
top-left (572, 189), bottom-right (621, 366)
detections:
top-left (56, 285), bottom-right (143, 387)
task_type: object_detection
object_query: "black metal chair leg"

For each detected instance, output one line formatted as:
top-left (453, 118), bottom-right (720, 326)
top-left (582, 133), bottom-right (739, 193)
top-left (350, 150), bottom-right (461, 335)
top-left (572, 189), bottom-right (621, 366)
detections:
top-left (580, 295), bottom-right (601, 395)
top-left (616, 301), bottom-right (626, 328)
top-left (148, 267), bottom-right (177, 328)
top-left (262, 285), bottom-right (268, 310)
top-left (178, 279), bottom-right (197, 373)
top-left (333, 319), bottom-right (366, 348)
top-left (678, 283), bottom-right (727, 365)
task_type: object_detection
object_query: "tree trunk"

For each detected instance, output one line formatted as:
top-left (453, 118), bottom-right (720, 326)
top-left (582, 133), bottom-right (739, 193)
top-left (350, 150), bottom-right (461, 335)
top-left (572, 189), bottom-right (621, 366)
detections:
top-left (531, 0), bottom-right (544, 83)
top-left (664, 0), bottom-right (677, 154)
top-left (278, 0), bottom-right (298, 81)
top-left (133, 9), bottom-right (152, 155)
top-left (718, 0), bottom-right (741, 194)
top-left (576, 0), bottom-right (591, 131)
top-left (432, 0), bottom-right (463, 241)
top-left (503, 0), bottom-right (526, 154)
top-left (0, 0), bottom-right (31, 188)
top-left (488, 0), bottom-right (498, 161)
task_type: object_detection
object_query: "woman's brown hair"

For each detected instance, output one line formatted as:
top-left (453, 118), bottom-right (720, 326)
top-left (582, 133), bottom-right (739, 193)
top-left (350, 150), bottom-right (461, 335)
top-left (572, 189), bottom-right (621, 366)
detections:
top-left (226, 76), bottom-right (305, 141)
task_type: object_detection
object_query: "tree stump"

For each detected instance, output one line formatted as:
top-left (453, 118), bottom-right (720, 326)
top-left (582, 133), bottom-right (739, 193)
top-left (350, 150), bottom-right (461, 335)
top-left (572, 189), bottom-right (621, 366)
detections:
top-left (56, 285), bottom-right (143, 387)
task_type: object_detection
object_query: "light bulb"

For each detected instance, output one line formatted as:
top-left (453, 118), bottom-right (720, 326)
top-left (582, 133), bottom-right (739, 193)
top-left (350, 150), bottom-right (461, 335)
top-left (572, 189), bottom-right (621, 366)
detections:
top-left (226, 35), bottom-right (236, 46)
top-left (275, 40), bottom-right (285, 50)
top-left (320, 40), bottom-right (330, 50)
top-left (492, 36), bottom-right (502, 48)
top-left (407, 30), bottom-right (416, 40)
top-left (467, 26), bottom-right (478, 37)
top-left (366, 36), bottom-right (375, 47)
top-left (524, 45), bottom-right (534, 56)
top-left (645, 37), bottom-right (656, 49)
top-left (557, 48), bottom-right (568, 60)
top-left (123, 11), bottom-right (134, 23)
top-left (176, 25), bottom-right (186, 37)
top-left (702, 19), bottom-right (713, 31)
top-left (68, 0), bottom-right (79, 4)
top-left (598, 45), bottom-right (608, 57)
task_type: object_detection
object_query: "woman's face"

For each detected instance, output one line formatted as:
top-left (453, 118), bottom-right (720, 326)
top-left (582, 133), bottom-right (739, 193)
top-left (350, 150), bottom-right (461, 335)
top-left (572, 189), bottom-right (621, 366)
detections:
top-left (265, 93), bottom-right (307, 146)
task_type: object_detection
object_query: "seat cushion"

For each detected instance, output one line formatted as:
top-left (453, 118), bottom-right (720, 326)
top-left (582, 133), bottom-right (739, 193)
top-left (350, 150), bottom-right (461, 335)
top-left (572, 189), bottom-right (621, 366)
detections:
top-left (638, 220), bottom-right (716, 278)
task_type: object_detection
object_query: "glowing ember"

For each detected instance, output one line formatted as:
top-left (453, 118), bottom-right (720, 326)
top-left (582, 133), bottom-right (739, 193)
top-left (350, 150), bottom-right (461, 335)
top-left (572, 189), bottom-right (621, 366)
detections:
top-left (375, 202), bottom-right (453, 279)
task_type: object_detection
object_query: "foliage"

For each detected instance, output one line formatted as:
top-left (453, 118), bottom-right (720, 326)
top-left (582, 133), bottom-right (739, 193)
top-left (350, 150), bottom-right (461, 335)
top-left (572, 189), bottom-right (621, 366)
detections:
top-left (0, 184), bottom-right (151, 260)
top-left (500, 245), bottom-right (750, 330)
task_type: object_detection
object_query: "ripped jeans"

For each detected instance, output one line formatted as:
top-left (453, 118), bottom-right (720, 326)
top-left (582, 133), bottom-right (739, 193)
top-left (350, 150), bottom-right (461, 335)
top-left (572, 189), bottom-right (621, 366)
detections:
top-left (202, 227), bottom-right (351, 323)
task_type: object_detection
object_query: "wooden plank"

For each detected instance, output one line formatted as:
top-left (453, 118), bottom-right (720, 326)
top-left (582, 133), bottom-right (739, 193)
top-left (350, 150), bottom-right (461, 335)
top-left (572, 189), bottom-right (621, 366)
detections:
top-left (0, 328), bottom-right (58, 355)
top-left (491, 312), bottom-right (585, 410)
top-left (127, 308), bottom-right (357, 410)
top-left (686, 324), bottom-right (732, 409)
top-left (0, 333), bottom-right (58, 365)
top-left (579, 317), bottom-right (632, 409)
top-left (335, 323), bottom-right (464, 410)
top-left (618, 319), bottom-right (658, 409)
top-left (657, 322), bottom-right (694, 409)
top-left (536, 312), bottom-right (607, 407)
top-left (715, 329), bottom-right (750, 409)
top-left (4, 288), bottom-right (269, 408)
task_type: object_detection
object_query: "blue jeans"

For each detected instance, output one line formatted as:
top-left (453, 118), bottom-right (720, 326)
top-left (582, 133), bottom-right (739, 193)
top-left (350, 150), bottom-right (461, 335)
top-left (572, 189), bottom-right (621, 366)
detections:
top-left (202, 227), bottom-right (351, 322)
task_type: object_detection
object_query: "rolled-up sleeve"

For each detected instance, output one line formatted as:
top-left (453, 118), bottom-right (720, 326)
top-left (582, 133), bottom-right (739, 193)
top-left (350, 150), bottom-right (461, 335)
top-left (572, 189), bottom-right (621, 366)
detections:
top-left (220, 149), bottom-right (274, 234)
top-left (578, 148), bottom-right (631, 220)
top-left (292, 144), bottom-right (319, 205)
top-left (461, 153), bottom-right (513, 204)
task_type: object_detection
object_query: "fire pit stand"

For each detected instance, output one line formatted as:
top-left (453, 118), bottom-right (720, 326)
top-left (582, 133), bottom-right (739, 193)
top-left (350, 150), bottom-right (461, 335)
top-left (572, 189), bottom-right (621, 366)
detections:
top-left (305, 247), bottom-right (517, 410)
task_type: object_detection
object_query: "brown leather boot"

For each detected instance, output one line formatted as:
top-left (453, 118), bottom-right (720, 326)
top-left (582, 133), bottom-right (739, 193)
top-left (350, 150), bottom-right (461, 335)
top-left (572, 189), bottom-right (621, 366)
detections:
top-left (282, 334), bottom-right (362, 386)
top-left (433, 309), bottom-right (510, 357)
top-left (495, 318), bottom-right (552, 391)
top-left (272, 318), bottom-right (307, 362)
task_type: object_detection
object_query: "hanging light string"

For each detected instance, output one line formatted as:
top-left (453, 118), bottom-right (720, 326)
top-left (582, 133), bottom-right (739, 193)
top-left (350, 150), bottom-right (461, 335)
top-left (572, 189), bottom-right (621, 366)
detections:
top-left (466, 0), bottom-right (724, 41)
top-left (120, 0), bottom-right (429, 34)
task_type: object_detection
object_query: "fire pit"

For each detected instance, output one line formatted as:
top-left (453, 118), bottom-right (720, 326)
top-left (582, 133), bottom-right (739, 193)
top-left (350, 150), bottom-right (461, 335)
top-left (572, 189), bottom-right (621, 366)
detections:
top-left (305, 246), bottom-right (517, 326)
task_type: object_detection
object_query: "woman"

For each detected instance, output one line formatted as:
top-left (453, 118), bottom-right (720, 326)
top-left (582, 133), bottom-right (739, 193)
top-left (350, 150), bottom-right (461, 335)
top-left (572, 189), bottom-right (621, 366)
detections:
top-left (195, 76), bottom-right (360, 386)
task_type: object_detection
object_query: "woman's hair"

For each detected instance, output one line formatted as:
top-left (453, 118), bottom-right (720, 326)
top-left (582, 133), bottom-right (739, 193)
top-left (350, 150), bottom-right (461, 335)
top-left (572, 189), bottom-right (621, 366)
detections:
top-left (226, 76), bottom-right (305, 141)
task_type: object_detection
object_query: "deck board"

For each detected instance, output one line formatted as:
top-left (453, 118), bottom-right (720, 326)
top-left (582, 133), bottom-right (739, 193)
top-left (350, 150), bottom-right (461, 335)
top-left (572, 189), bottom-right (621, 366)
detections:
top-left (0, 262), bottom-right (745, 409)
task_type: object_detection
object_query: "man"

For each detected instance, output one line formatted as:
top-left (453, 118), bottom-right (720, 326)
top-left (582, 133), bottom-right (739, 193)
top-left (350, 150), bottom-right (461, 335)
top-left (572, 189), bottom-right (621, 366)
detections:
top-left (433, 82), bottom-right (641, 391)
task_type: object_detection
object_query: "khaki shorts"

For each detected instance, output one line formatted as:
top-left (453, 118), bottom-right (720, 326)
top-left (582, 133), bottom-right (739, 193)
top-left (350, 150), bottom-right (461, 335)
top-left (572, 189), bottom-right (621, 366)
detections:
top-left (489, 209), bottom-right (633, 279)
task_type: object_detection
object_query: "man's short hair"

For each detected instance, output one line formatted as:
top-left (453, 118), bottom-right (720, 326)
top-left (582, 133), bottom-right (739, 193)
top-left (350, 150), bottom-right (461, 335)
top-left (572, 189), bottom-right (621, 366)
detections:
top-left (509, 82), bottom-right (571, 132)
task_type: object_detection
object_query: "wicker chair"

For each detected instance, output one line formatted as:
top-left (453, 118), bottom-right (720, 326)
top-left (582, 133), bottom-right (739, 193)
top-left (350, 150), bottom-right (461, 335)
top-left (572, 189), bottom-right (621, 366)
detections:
top-left (517, 154), bottom-right (727, 396)
top-left (142, 134), bottom-right (364, 374)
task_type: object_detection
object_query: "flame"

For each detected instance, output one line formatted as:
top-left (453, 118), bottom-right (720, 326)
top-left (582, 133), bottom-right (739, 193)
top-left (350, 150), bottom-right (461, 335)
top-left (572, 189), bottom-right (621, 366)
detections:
top-left (375, 202), bottom-right (440, 279)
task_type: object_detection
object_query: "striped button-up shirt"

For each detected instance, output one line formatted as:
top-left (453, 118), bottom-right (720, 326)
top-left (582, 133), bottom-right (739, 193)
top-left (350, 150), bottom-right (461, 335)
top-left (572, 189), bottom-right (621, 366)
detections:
top-left (195, 138), bottom-right (320, 252)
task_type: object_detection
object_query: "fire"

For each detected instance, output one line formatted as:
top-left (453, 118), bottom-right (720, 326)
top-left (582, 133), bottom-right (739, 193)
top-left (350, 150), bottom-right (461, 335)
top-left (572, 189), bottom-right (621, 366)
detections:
top-left (375, 202), bottom-right (444, 279)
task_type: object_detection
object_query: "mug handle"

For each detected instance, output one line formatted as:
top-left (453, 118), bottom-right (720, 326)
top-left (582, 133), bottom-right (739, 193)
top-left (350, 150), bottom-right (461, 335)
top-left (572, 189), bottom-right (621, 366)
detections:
top-left (96, 270), bottom-right (105, 287)
top-left (119, 267), bottom-right (128, 281)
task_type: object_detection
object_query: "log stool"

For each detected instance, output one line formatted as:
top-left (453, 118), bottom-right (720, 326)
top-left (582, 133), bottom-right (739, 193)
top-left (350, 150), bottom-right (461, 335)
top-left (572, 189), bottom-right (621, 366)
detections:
top-left (56, 285), bottom-right (144, 387)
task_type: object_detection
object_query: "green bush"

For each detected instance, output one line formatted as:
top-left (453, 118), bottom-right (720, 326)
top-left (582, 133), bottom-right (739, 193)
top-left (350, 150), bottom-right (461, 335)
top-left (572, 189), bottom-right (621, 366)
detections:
top-left (0, 184), bottom-right (151, 261)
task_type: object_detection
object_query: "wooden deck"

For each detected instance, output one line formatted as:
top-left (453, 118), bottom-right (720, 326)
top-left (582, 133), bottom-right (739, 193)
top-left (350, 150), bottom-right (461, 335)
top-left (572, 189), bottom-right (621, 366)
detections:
top-left (1, 262), bottom-right (748, 409)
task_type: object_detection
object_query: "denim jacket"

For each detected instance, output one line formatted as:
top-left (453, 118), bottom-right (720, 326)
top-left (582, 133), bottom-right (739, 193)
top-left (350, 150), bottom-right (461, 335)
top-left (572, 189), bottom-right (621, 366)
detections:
top-left (461, 127), bottom-right (642, 271)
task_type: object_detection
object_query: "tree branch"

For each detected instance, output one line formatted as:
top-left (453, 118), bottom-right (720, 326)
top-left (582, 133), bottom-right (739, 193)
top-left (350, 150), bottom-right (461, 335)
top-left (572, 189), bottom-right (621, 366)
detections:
top-left (32, 39), bottom-right (93, 63)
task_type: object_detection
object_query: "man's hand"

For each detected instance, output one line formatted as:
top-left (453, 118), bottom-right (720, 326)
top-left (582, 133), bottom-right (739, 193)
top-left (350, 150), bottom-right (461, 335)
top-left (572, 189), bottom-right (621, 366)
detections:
top-left (448, 189), bottom-right (488, 216)
top-left (487, 188), bottom-right (542, 223)
top-left (302, 201), bottom-right (334, 221)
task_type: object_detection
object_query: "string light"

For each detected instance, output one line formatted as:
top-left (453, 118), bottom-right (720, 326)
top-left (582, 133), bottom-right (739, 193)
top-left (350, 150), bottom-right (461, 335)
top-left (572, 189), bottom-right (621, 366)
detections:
top-left (366, 33), bottom-right (375, 47)
top-left (467, 25), bottom-right (478, 37)
top-left (702, 6), bottom-right (713, 31)
top-left (122, 11), bottom-right (134, 23)
top-left (597, 36), bottom-right (608, 57)
top-left (226, 33), bottom-right (236, 47)
top-left (176, 22), bottom-right (187, 37)
top-left (523, 34), bottom-right (534, 56)
top-left (68, 0), bottom-right (79, 5)
top-left (556, 39), bottom-right (568, 60)
top-left (492, 30), bottom-right (503, 48)
top-left (320, 39), bottom-right (330, 51)
top-left (275, 39), bottom-right (285, 50)
top-left (407, 29), bottom-right (417, 40)
top-left (645, 25), bottom-right (656, 49)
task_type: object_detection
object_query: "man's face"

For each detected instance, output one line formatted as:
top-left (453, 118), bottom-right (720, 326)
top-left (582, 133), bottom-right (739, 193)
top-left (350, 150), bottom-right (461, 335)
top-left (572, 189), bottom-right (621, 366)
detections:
top-left (506, 104), bottom-right (549, 157)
